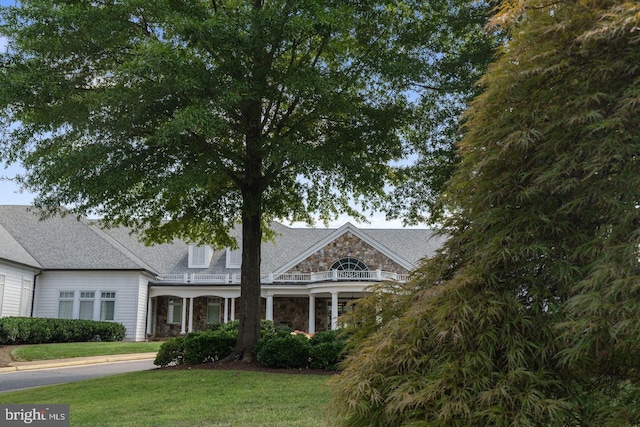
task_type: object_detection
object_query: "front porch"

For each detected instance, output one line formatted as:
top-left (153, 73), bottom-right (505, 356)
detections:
top-left (146, 283), bottom-right (368, 338)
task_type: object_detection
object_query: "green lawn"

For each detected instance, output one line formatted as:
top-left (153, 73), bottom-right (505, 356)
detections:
top-left (10, 341), bottom-right (162, 361)
top-left (0, 369), bottom-right (337, 426)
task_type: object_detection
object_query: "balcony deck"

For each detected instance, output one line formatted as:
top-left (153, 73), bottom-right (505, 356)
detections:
top-left (154, 269), bottom-right (409, 285)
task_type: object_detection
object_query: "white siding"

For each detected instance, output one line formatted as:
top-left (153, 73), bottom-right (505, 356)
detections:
top-left (133, 275), bottom-right (151, 341)
top-left (33, 271), bottom-right (149, 341)
top-left (0, 261), bottom-right (38, 317)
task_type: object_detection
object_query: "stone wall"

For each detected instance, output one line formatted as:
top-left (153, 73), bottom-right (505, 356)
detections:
top-left (152, 296), bottom-right (254, 338)
top-left (271, 297), bottom-right (330, 331)
top-left (153, 296), bottom-right (183, 337)
top-left (288, 231), bottom-right (409, 274)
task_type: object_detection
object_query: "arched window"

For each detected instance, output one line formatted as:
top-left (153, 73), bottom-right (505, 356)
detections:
top-left (330, 257), bottom-right (368, 271)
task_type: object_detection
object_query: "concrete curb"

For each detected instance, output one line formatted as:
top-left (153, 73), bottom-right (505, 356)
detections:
top-left (0, 352), bottom-right (157, 373)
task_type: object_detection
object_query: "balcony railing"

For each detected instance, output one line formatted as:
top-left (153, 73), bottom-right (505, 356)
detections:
top-left (154, 269), bottom-right (409, 284)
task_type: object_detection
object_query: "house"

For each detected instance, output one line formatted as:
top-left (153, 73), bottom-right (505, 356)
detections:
top-left (0, 205), bottom-right (445, 341)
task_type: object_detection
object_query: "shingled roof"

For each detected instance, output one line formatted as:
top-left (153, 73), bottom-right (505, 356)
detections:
top-left (0, 206), bottom-right (152, 272)
top-left (0, 205), bottom-right (445, 275)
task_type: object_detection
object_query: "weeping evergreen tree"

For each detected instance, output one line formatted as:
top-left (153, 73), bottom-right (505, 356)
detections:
top-left (331, 0), bottom-right (640, 425)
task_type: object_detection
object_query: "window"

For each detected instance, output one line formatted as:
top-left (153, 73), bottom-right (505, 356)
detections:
top-left (58, 291), bottom-right (74, 319)
top-left (100, 291), bottom-right (116, 321)
top-left (0, 275), bottom-right (5, 316)
top-left (330, 257), bottom-right (368, 271)
top-left (168, 297), bottom-right (182, 324)
top-left (207, 297), bottom-right (221, 324)
top-left (79, 291), bottom-right (95, 320)
top-left (226, 248), bottom-right (242, 269)
top-left (188, 245), bottom-right (213, 268)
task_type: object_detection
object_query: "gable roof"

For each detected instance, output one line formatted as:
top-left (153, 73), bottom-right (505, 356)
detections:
top-left (271, 223), bottom-right (437, 273)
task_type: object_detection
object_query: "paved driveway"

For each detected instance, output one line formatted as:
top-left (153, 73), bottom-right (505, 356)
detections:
top-left (0, 359), bottom-right (157, 393)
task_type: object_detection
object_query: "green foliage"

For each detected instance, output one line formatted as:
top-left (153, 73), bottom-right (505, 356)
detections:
top-left (256, 330), bottom-right (311, 369)
top-left (254, 329), bottom-right (346, 370)
top-left (331, 0), bottom-right (640, 425)
top-left (308, 330), bottom-right (347, 370)
top-left (153, 329), bottom-right (238, 367)
top-left (0, 0), bottom-right (493, 238)
top-left (0, 317), bottom-right (126, 344)
top-left (183, 330), bottom-right (236, 365)
top-left (153, 336), bottom-right (186, 368)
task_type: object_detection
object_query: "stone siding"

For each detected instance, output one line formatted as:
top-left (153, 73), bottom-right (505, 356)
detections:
top-left (272, 297), bottom-right (329, 331)
top-left (288, 232), bottom-right (409, 274)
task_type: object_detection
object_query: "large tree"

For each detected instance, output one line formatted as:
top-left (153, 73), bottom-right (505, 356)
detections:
top-left (0, 0), bottom-right (494, 360)
top-left (332, 0), bottom-right (640, 425)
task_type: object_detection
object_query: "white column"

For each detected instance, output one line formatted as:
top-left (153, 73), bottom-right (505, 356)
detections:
top-left (331, 291), bottom-right (339, 330)
top-left (180, 297), bottom-right (187, 334)
top-left (308, 295), bottom-right (316, 334)
top-left (223, 298), bottom-right (229, 323)
top-left (230, 298), bottom-right (236, 321)
top-left (188, 298), bottom-right (194, 332)
top-left (146, 295), bottom-right (154, 339)
top-left (266, 294), bottom-right (274, 321)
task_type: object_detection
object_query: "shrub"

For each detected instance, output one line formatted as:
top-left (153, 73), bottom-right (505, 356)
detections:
top-left (256, 331), bottom-right (311, 369)
top-left (154, 329), bottom-right (237, 367)
top-left (309, 330), bottom-right (346, 370)
top-left (0, 317), bottom-right (126, 344)
top-left (183, 330), bottom-right (236, 365)
top-left (153, 336), bottom-right (186, 367)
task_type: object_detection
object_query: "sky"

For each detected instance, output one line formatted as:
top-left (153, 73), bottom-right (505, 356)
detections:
top-left (0, 1), bottom-right (416, 229)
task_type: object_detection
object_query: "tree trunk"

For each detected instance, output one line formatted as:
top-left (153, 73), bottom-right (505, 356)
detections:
top-left (234, 187), bottom-right (263, 362)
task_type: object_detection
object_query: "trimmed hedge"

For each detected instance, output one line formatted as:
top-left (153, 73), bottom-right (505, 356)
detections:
top-left (256, 331), bottom-right (311, 369)
top-left (256, 329), bottom-right (346, 371)
top-left (154, 322), bottom-right (346, 371)
top-left (0, 317), bottom-right (126, 344)
top-left (154, 329), bottom-right (237, 367)
top-left (309, 330), bottom-right (346, 370)
top-left (155, 320), bottom-right (281, 367)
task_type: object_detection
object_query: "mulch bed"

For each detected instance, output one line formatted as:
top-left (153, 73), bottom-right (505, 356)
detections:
top-left (161, 359), bottom-right (338, 375)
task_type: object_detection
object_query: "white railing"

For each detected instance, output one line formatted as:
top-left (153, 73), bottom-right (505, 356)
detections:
top-left (155, 269), bottom-right (408, 284)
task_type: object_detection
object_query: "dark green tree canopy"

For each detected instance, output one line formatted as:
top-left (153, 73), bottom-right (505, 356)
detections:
top-left (331, 0), bottom-right (640, 425)
top-left (0, 0), bottom-right (493, 242)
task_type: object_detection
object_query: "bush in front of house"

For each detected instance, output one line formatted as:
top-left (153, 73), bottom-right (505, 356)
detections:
top-left (154, 329), bottom-right (237, 367)
top-left (256, 329), bottom-right (347, 370)
top-left (153, 336), bottom-right (186, 367)
top-left (0, 317), bottom-right (126, 344)
top-left (256, 330), bottom-right (311, 369)
top-left (308, 330), bottom-right (346, 371)
top-left (183, 329), bottom-right (236, 365)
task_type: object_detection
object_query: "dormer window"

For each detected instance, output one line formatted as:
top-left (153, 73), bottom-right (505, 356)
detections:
top-left (188, 245), bottom-right (213, 268)
top-left (226, 248), bottom-right (242, 269)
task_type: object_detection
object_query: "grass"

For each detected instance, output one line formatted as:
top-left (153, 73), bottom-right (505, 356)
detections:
top-left (0, 369), bottom-right (337, 426)
top-left (10, 341), bottom-right (162, 361)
